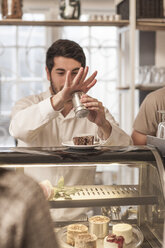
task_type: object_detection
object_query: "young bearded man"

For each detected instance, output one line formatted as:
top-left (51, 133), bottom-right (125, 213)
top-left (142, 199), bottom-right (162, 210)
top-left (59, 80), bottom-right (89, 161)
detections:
top-left (9, 39), bottom-right (131, 147)
top-left (9, 39), bottom-right (132, 221)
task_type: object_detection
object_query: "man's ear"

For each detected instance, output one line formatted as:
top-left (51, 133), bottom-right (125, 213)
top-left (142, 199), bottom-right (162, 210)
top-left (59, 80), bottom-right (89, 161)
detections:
top-left (45, 66), bottom-right (50, 81)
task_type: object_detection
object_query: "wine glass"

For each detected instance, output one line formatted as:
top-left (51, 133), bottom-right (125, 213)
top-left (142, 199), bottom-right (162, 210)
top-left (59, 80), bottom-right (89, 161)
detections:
top-left (157, 111), bottom-right (165, 139)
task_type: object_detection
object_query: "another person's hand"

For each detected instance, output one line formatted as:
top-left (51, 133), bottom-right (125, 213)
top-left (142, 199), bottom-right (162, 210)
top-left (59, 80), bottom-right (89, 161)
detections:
top-left (39, 180), bottom-right (54, 200)
top-left (81, 94), bottom-right (112, 140)
top-left (131, 130), bottom-right (147, 145)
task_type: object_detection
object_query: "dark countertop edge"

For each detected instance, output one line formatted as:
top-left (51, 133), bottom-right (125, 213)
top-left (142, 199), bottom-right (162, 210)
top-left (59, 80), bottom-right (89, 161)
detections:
top-left (0, 146), bottom-right (156, 164)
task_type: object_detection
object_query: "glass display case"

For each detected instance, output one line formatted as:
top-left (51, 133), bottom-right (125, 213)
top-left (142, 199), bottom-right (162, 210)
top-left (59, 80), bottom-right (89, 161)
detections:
top-left (0, 145), bottom-right (164, 248)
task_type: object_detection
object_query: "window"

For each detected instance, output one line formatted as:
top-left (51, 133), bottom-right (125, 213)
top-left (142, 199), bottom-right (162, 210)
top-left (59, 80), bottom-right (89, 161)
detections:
top-left (0, 13), bottom-right (47, 116)
top-left (0, 13), bottom-right (48, 146)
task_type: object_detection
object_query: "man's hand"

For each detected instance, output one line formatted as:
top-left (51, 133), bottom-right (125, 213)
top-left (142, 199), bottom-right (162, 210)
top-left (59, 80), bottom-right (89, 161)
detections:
top-left (81, 94), bottom-right (112, 140)
top-left (61, 67), bottom-right (97, 102)
top-left (50, 67), bottom-right (97, 113)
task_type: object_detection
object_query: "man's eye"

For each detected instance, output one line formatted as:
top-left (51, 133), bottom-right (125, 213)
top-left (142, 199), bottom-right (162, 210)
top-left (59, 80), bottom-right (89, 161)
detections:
top-left (57, 72), bottom-right (65, 75)
top-left (72, 72), bottom-right (78, 75)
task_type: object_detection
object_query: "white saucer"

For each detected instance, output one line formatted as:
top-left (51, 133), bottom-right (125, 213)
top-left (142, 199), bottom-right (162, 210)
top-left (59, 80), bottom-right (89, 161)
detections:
top-left (62, 141), bottom-right (100, 149)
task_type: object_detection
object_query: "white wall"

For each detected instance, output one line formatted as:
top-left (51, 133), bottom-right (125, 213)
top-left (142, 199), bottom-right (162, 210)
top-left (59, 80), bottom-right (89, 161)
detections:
top-left (156, 31), bottom-right (165, 67)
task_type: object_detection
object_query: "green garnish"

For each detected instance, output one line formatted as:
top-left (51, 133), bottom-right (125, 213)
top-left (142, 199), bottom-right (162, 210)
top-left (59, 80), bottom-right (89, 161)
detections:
top-left (52, 176), bottom-right (82, 200)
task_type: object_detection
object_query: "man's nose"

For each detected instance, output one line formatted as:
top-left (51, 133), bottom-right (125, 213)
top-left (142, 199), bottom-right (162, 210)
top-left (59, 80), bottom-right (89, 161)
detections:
top-left (71, 74), bottom-right (76, 80)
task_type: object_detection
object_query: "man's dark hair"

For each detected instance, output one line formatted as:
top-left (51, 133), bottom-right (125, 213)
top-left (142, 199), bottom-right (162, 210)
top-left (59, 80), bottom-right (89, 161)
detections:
top-left (46, 39), bottom-right (86, 73)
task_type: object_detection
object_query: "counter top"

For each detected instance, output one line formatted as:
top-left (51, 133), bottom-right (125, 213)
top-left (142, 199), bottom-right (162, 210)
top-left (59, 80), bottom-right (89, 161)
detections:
top-left (0, 146), bottom-right (156, 164)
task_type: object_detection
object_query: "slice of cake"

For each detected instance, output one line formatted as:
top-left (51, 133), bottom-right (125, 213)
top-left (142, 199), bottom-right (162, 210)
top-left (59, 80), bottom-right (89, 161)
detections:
top-left (73, 135), bottom-right (94, 145)
top-left (67, 224), bottom-right (88, 246)
top-left (75, 233), bottom-right (97, 248)
top-left (104, 234), bottom-right (125, 248)
top-left (112, 223), bottom-right (133, 244)
top-left (89, 215), bottom-right (110, 238)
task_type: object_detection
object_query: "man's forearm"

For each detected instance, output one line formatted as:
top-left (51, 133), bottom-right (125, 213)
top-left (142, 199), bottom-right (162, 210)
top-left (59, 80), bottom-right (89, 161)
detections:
top-left (98, 120), bottom-right (112, 140)
top-left (131, 130), bottom-right (147, 145)
top-left (50, 91), bottom-right (65, 111)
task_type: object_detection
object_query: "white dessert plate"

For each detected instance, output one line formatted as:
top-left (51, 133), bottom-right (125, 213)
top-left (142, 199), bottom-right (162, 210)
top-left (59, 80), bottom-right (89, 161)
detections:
top-left (62, 140), bottom-right (100, 149)
top-left (56, 224), bottom-right (144, 248)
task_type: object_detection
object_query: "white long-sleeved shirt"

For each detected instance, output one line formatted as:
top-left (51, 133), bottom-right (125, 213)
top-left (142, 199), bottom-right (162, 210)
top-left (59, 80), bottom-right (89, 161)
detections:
top-left (9, 89), bottom-right (132, 147)
top-left (9, 89), bottom-right (132, 221)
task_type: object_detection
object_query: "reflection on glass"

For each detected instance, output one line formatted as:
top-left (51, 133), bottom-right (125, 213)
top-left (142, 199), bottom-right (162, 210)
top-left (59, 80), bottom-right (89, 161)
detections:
top-left (138, 66), bottom-right (165, 85)
top-left (157, 110), bottom-right (165, 139)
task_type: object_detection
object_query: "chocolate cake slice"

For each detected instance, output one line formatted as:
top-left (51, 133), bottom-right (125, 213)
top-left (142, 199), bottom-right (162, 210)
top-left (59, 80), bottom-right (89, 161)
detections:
top-left (73, 135), bottom-right (94, 145)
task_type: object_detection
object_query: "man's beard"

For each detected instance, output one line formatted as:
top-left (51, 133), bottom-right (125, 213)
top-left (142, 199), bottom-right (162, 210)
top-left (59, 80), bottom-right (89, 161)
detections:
top-left (50, 79), bottom-right (57, 95)
top-left (50, 78), bottom-right (72, 105)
